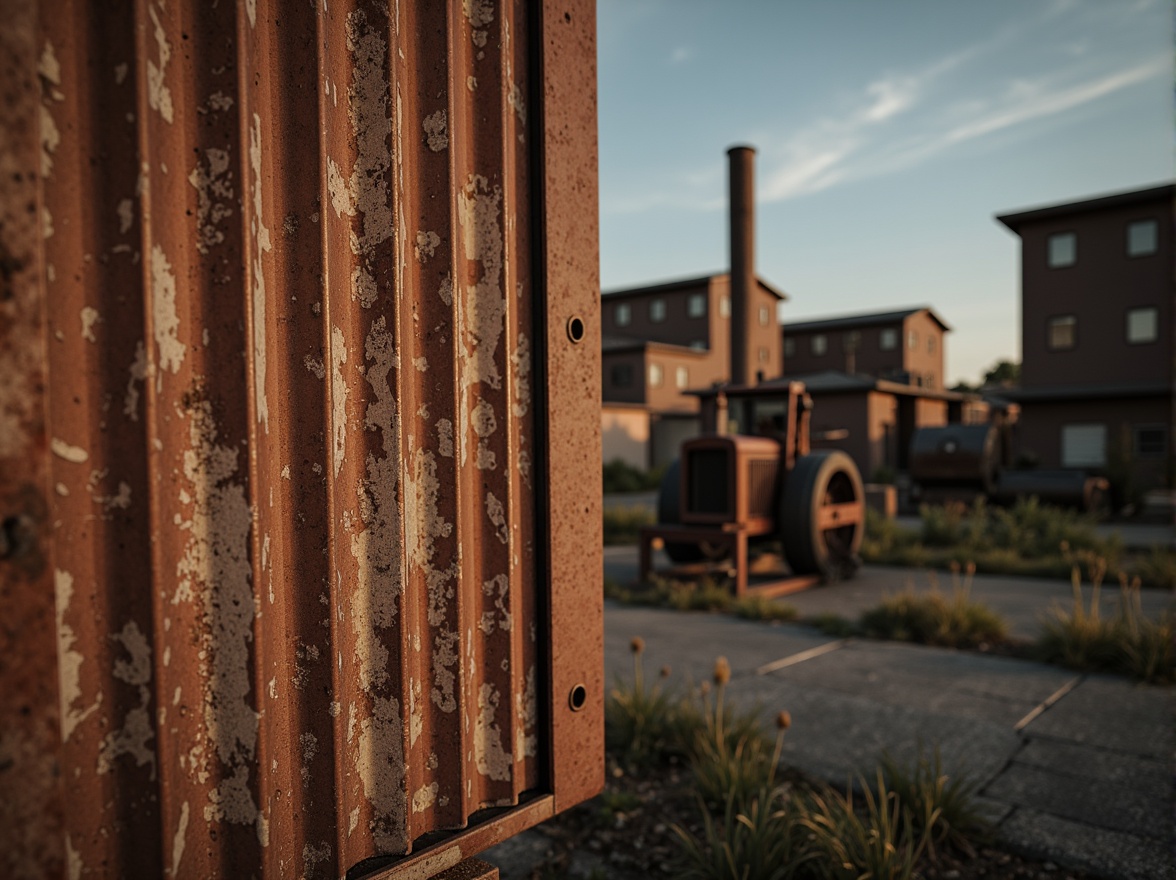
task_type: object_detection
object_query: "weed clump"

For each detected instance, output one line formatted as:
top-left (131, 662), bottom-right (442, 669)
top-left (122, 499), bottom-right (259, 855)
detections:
top-left (1038, 567), bottom-right (1175, 684)
top-left (860, 567), bottom-right (1008, 649)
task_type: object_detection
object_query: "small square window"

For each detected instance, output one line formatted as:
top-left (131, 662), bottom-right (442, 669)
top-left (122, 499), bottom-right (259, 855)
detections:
top-left (927, 336), bottom-right (936, 354)
top-left (719, 295), bottom-right (731, 319)
top-left (1062, 424), bottom-right (1105, 467)
top-left (689, 339), bottom-right (707, 351)
top-left (649, 299), bottom-right (666, 322)
top-left (610, 364), bottom-right (633, 387)
top-left (675, 366), bottom-right (689, 389)
top-left (811, 334), bottom-right (827, 356)
top-left (615, 302), bottom-right (631, 327)
top-left (1048, 315), bottom-right (1076, 350)
top-left (880, 328), bottom-right (897, 351)
top-left (1135, 425), bottom-right (1166, 459)
top-left (758, 305), bottom-right (770, 326)
top-left (907, 330), bottom-right (918, 350)
top-left (1127, 307), bottom-right (1158, 344)
top-left (1127, 220), bottom-right (1157, 257)
top-left (783, 337), bottom-right (796, 358)
top-left (688, 293), bottom-right (706, 318)
top-left (757, 346), bottom-right (769, 363)
top-left (843, 331), bottom-right (861, 351)
top-left (648, 363), bottom-right (663, 387)
top-left (1048, 232), bottom-right (1076, 268)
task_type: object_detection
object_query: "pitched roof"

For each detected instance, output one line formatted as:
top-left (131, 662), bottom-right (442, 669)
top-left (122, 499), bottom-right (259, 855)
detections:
top-left (602, 272), bottom-right (788, 301)
top-left (783, 306), bottom-right (951, 334)
top-left (601, 334), bottom-right (711, 357)
top-left (996, 183), bottom-right (1175, 232)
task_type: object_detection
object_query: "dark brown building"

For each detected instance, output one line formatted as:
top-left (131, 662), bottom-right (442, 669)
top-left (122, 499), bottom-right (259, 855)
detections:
top-left (782, 306), bottom-right (950, 390)
top-left (601, 272), bottom-right (786, 467)
top-left (996, 183), bottom-right (1174, 495)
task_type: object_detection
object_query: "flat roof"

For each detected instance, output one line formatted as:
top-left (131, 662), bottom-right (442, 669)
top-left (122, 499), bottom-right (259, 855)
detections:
top-left (601, 334), bottom-right (711, 357)
top-left (1000, 381), bottom-right (1171, 402)
top-left (688, 370), bottom-right (974, 402)
top-left (602, 272), bottom-right (789, 301)
top-left (995, 183), bottom-right (1175, 232)
top-left (783, 306), bottom-right (951, 334)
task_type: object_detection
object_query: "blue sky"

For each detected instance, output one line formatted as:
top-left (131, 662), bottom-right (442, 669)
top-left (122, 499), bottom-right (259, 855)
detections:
top-left (596, 0), bottom-right (1173, 386)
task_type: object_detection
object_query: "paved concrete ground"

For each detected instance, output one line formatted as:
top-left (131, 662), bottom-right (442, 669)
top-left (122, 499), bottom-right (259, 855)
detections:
top-left (602, 603), bottom-right (1176, 880)
top-left (606, 547), bottom-right (1176, 641)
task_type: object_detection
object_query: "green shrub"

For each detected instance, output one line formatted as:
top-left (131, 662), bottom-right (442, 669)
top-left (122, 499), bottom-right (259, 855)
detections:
top-left (602, 505), bottom-right (655, 545)
top-left (860, 582), bottom-right (1008, 649)
top-left (800, 771), bottom-right (934, 880)
top-left (674, 786), bottom-right (811, 880)
top-left (732, 595), bottom-right (800, 623)
top-left (879, 744), bottom-right (990, 860)
top-left (605, 638), bottom-right (701, 767)
top-left (807, 613), bottom-right (859, 638)
top-left (603, 458), bottom-right (665, 494)
top-left (1037, 570), bottom-right (1175, 683)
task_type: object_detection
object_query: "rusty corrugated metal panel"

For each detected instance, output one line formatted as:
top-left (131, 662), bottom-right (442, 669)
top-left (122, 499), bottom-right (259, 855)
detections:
top-left (0, 1), bottom-right (601, 877)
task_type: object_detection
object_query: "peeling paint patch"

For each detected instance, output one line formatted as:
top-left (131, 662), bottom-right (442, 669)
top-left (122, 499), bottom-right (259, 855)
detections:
top-left (356, 696), bottom-right (407, 852)
top-left (474, 683), bottom-right (512, 781)
top-left (97, 620), bottom-right (156, 779)
top-left (65, 835), bottom-right (81, 880)
top-left (413, 356), bottom-right (428, 373)
top-left (437, 419), bottom-right (453, 458)
top-left (81, 306), bottom-right (101, 342)
top-left (151, 244), bottom-right (186, 381)
top-left (485, 491), bottom-right (509, 545)
top-left (330, 326), bottom-right (348, 477)
top-left (173, 400), bottom-right (261, 832)
top-left (114, 62), bottom-right (128, 84)
top-left (51, 438), bottom-right (88, 464)
top-left (457, 175), bottom-right (506, 397)
top-left (412, 782), bottom-right (439, 813)
top-left (304, 354), bottom-right (326, 380)
top-left (516, 666), bottom-right (538, 759)
top-left (38, 41), bottom-right (61, 85)
top-left (349, 807), bottom-right (360, 835)
top-left (249, 114), bottom-right (272, 433)
top-left (170, 801), bottom-right (190, 877)
top-left (124, 341), bottom-right (149, 421)
top-left (303, 842), bottom-right (331, 874)
top-left (245, 0), bottom-right (257, 27)
top-left (188, 148), bottom-right (233, 254)
top-left (204, 91), bottom-right (234, 113)
top-left (40, 105), bottom-right (60, 178)
top-left (439, 273), bottom-right (453, 306)
top-left (54, 570), bottom-right (100, 741)
top-left (415, 230), bottom-right (440, 262)
top-left (508, 82), bottom-right (527, 126)
top-left (146, 5), bottom-right (174, 123)
top-left (423, 110), bottom-right (448, 151)
top-left (463, 0), bottom-right (494, 28)
top-left (117, 198), bottom-right (134, 233)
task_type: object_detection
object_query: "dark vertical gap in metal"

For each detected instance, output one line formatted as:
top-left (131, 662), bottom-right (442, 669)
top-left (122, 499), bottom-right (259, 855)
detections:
top-left (524, 0), bottom-right (554, 795)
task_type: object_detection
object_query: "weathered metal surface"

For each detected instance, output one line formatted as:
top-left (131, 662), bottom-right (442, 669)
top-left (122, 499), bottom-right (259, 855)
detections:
top-left (727, 146), bottom-right (755, 387)
top-left (0, 0), bottom-right (601, 877)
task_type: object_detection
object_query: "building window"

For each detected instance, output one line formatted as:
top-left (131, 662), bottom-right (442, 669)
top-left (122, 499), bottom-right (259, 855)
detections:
top-left (1048, 232), bottom-right (1076, 267)
top-left (1127, 307), bottom-right (1158, 344)
top-left (1061, 424), bottom-right (1106, 467)
top-left (907, 330), bottom-right (917, 350)
top-left (688, 293), bottom-right (706, 317)
top-left (811, 334), bottom-right (827, 356)
top-left (927, 335), bottom-right (936, 354)
top-left (649, 298), bottom-right (666, 322)
top-left (648, 363), bottom-right (663, 387)
top-left (880, 328), bottom-right (897, 350)
top-left (758, 305), bottom-right (770, 326)
top-left (1134, 425), bottom-right (1166, 459)
top-left (615, 302), bottom-right (631, 327)
top-left (610, 363), bottom-right (633, 387)
top-left (758, 346), bottom-right (769, 363)
top-left (719, 295), bottom-right (731, 318)
top-left (1047, 315), bottom-right (1076, 350)
top-left (689, 339), bottom-right (707, 350)
top-left (1127, 220), bottom-right (1158, 257)
top-left (675, 366), bottom-right (689, 389)
top-left (783, 337), bottom-right (796, 358)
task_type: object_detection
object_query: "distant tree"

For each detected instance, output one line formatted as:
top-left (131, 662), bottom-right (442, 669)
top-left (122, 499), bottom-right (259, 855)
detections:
top-left (982, 360), bottom-right (1020, 387)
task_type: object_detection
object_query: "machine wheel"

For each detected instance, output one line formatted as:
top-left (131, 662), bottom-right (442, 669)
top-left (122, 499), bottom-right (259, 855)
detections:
top-left (780, 451), bottom-right (864, 580)
top-left (656, 460), bottom-right (727, 564)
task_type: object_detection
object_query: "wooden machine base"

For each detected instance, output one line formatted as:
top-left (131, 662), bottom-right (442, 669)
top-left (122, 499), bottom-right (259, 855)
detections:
top-left (638, 524), bottom-right (821, 599)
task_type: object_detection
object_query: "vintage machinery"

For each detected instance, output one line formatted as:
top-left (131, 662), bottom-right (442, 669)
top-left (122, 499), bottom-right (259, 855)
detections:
top-left (640, 381), bottom-right (865, 596)
top-left (910, 424), bottom-right (1110, 514)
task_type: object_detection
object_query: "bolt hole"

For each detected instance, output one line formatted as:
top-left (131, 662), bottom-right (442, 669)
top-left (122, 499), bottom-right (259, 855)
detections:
top-left (568, 683), bottom-right (587, 712)
top-left (566, 316), bottom-right (585, 344)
